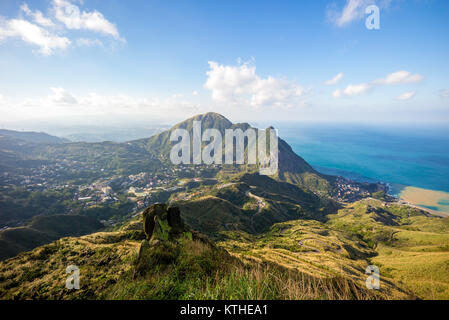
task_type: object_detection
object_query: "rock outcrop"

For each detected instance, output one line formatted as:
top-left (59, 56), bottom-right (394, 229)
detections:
top-left (142, 203), bottom-right (186, 241)
top-left (135, 203), bottom-right (228, 278)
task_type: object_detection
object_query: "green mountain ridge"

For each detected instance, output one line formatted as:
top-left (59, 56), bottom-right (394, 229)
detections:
top-left (131, 112), bottom-right (334, 194)
top-left (0, 129), bottom-right (70, 145)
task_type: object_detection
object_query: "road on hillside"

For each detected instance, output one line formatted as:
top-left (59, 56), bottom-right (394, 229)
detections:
top-left (246, 188), bottom-right (267, 233)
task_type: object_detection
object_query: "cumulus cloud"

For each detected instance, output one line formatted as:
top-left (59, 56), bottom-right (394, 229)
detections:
top-left (0, 18), bottom-right (70, 55)
top-left (49, 87), bottom-right (78, 104)
top-left (20, 3), bottom-right (55, 27)
top-left (373, 71), bottom-right (423, 85)
top-left (327, 0), bottom-right (392, 27)
top-left (396, 91), bottom-right (416, 101)
top-left (204, 61), bottom-right (305, 108)
top-left (324, 72), bottom-right (344, 85)
top-left (332, 83), bottom-right (371, 98)
top-left (0, 1), bottom-right (123, 55)
top-left (332, 70), bottom-right (423, 98)
top-left (52, 0), bottom-right (122, 40)
top-left (3, 87), bottom-right (202, 122)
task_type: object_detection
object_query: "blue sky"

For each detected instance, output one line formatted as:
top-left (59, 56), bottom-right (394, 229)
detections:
top-left (0, 0), bottom-right (448, 128)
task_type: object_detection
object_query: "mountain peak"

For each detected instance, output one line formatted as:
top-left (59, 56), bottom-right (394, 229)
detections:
top-left (172, 112), bottom-right (233, 132)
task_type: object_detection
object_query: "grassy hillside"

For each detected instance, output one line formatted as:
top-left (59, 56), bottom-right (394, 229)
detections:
top-left (0, 214), bottom-right (104, 261)
top-left (327, 198), bottom-right (449, 299)
top-left (3, 197), bottom-right (448, 299)
top-left (0, 213), bottom-right (391, 300)
top-left (172, 173), bottom-right (337, 235)
top-left (176, 196), bottom-right (253, 234)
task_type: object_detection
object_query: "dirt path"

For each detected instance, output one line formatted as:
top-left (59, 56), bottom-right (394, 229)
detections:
top-left (246, 188), bottom-right (266, 233)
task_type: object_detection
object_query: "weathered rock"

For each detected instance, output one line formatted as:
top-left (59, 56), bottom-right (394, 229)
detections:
top-left (142, 203), bottom-right (167, 240)
top-left (134, 203), bottom-right (233, 279)
top-left (167, 206), bottom-right (184, 231)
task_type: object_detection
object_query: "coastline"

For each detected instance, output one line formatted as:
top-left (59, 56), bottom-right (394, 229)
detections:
top-left (313, 165), bottom-right (449, 218)
top-left (399, 186), bottom-right (449, 217)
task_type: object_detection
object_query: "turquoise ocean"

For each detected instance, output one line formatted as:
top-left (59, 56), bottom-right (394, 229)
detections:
top-left (270, 123), bottom-right (449, 196)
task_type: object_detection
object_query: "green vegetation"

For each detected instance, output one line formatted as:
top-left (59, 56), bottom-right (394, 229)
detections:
top-left (327, 199), bottom-right (449, 299)
top-left (2, 195), bottom-right (447, 300)
top-left (0, 211), bottom-right (392, 300)
top-left (0, 214), bottom-right (104, 261)
top-left (0, 114), bottom-right (448, 300)
top-left (0, 186), bottom-right (79, 226)
top-left (173, 172), bottom-right (337, 236)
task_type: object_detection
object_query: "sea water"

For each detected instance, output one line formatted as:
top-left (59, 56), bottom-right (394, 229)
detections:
top-left (273, 123), bottom-right (449, 196)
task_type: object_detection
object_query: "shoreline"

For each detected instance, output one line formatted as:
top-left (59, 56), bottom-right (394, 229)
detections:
top-left (314, 165), bottom-right (449, 217)
top-left (398, 186), bottom-right (449, 217)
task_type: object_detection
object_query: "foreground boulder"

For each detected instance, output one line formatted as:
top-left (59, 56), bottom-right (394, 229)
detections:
top-left (134, 203), bottom-right (231, 278)
top-left (142, 203), bottom-right (186, 241)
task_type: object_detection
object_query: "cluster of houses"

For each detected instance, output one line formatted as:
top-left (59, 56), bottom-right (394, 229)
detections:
top-left (334, 177), bottom-right (371, 201)
top-left (77, 184), bottom-right (118, 207)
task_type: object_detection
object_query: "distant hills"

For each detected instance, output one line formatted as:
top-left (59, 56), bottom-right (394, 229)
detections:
top-left (0, 129), bottom-right (70, 173)
top-left (0, 129), bottom-right (69, 144)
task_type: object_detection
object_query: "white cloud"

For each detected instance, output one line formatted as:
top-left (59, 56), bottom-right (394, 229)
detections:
top-left (0, 18), bottom-right (70, 55)
top-left (373, 70), bottom-right (423, 85)
top-left (0, 1), bottom-right (123, 55)
top-left (332, 90), bottom-right (343, 98)
top-left (332, 70), bottom-right (423, 98)
top-left (327, 0), bottom-right (392, 27)
top-left (192, 91), bottom-right (199, 96)
top-left (324, 72), bottom-right (344, 85)
top-left (204, 61), bottom-right (305, 108)
top-left (3, 88), bottom-right (202, 122)
top-left (49, 87), bottom-right (78, 104)
top-left (76, 38), bottom-right (103, 47)
top-left (204, 61), bottom-right (256, 102)
top-left (251, 77), bottom-right (304, 107)
top-left (20, 3), bottom-right (55, 27)
top-left (52, 0), bottom-right (122, 40)
top-left (333, 83), bottom-right (371, 98)
top-left (396, 91), bottom-right (416, 101)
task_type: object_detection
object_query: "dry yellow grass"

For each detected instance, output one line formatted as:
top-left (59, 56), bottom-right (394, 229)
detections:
top-left (218, 220), bottom-right (410, 299)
